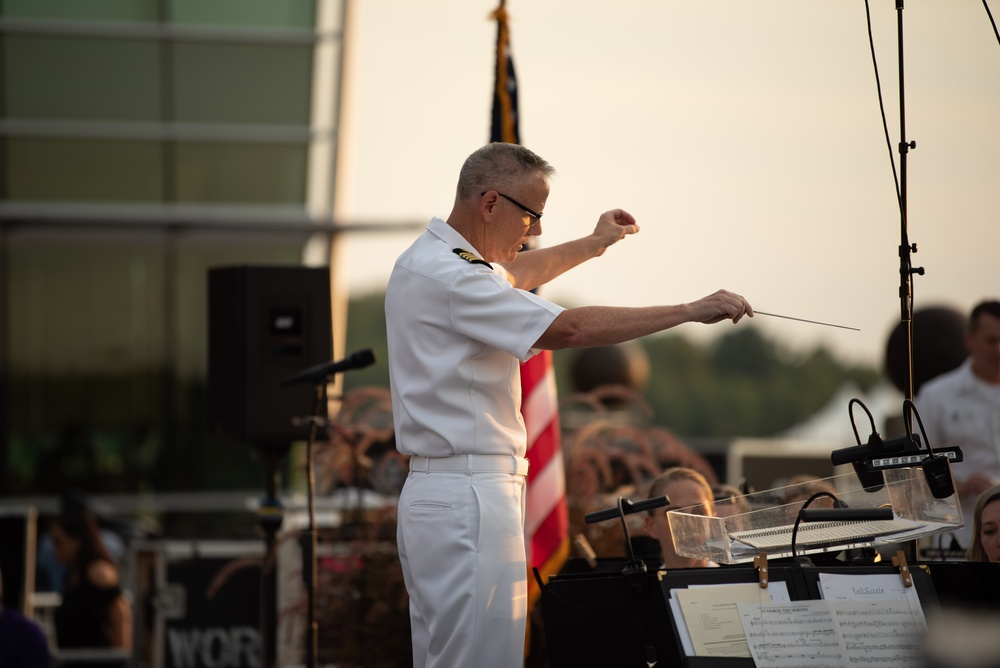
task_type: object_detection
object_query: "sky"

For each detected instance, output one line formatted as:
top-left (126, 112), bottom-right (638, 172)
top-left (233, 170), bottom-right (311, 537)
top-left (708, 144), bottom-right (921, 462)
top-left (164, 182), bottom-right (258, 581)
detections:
top-left (336, 0), bottom-right (999, 369)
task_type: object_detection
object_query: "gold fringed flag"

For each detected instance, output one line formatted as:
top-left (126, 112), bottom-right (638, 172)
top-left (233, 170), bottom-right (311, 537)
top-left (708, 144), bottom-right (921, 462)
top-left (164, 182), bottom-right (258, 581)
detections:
top-left (489, 0), bottom-right (570, 626)
top-left (490, 1), bottom-right (519, 144)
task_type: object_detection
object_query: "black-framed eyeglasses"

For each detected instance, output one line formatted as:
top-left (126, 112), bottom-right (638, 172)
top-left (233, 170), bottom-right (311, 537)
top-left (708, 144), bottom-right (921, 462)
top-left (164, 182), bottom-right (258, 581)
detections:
top-left (481, 191), bottom-right (543, 224)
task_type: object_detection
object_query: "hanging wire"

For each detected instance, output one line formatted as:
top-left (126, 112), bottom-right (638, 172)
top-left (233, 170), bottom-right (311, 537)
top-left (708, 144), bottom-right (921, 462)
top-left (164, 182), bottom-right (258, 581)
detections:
top-left (861, 0), bottom-right (1000, 209)
top-left (790, 491), bottom-right (844, 560)
top-left (862, 0), bottom-right (902, 212)
top-left (848, 398), bottom-right (878, 446)
top-left (984, 0), bottom-right (1000, 47)
top-left (901, 398), bottom-right (936, 456)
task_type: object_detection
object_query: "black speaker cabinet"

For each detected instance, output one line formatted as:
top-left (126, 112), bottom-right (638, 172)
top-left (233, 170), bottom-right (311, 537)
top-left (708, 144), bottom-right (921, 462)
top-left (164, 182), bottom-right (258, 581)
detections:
top-left (208, 266), bottom-right (332, 444)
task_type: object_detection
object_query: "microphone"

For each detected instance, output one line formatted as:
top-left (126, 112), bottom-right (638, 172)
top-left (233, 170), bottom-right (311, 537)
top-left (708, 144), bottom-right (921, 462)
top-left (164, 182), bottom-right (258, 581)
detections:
top-left (280, 349), bottom-right (376, 387)
top-left (830, 433), bottom-right (915, 466)
top-left (584, 495), bottom-right (669, 524)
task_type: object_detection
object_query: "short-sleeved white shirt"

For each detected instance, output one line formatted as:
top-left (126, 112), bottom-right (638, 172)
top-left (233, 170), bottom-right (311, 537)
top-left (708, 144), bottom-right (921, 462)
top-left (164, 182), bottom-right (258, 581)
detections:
top-left (385, 218), bottom-right (564, 458)
top-left (915, 358), bottom-right (1000, 544)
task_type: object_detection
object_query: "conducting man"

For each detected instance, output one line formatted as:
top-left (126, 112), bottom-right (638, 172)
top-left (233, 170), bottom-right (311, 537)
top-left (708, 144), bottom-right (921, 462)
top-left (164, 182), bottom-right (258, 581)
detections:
top-left (385, 142), bottom-right (752, 667)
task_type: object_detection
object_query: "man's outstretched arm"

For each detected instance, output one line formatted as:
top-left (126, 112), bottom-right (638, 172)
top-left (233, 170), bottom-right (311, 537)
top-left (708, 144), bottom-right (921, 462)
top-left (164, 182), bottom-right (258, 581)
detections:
top-left (534, 289), bottom-right (754, 350)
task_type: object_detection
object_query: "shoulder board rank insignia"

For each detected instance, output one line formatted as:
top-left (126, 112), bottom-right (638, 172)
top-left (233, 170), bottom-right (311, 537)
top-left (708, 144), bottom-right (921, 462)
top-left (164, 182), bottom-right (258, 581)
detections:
top-left (452, 248), bottom-right (491, 268)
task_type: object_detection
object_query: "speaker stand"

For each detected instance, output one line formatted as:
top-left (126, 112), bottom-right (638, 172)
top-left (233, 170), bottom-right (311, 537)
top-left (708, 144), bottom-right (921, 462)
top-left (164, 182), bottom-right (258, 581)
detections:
top-left (302, 381), bottom-right (326, 668)
top-left (255, 443), bottom-right (289, 668)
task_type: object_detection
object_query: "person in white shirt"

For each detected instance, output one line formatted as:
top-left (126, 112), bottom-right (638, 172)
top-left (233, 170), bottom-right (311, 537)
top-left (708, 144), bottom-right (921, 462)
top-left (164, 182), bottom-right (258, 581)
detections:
top-left (915, 300), bottom-right (1000, 549)
top-left (385, 142), bottom-right (753, 668)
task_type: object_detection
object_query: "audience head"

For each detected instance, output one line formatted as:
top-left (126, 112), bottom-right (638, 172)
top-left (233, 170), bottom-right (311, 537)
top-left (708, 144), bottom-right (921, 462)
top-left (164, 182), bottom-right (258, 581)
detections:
top-left (966, 300), bottom-right (1000, 383)
top-left (712, 483), bottom-right (751, 519)
top-left (645, 467), bottom-right (716, 568)
top-left (968, 484), bottom-right (1000, 563)
top-left (781, 474), bottom-right (839, 508)
top-left (50, 508), bottom-right (113, 575)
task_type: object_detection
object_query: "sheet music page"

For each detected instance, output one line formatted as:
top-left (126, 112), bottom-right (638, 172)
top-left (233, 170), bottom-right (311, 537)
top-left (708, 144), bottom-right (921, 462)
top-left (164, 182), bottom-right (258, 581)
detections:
top-left (669, 581), bottom-right (790, 656)
top-left (674, 583), bottom-right (768, 657)
top-left (818, 572), bottom-right (924, 614)
top-left (737, 599), bottom-right (927, 668)
top-left (828, 600), bottom-right (927, 666)
top-left (737, 600), bottom-right (846, 668)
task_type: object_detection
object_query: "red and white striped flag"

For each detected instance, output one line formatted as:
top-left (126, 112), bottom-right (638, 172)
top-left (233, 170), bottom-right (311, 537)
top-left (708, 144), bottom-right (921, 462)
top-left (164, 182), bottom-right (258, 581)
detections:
top-left (489, 1), bottom-right (570, 611)
top-left (521, 349), bottom-right (570, 604)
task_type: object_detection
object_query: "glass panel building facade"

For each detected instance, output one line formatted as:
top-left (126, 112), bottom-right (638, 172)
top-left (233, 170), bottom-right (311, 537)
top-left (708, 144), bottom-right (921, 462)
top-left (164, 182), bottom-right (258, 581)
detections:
top-left (1, 0), bottom-right (345, 495)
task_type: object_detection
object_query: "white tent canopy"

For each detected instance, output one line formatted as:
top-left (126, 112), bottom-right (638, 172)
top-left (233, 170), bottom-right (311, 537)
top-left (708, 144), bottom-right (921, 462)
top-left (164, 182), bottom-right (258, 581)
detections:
top-left (777, 380), bottom-right (905, 445)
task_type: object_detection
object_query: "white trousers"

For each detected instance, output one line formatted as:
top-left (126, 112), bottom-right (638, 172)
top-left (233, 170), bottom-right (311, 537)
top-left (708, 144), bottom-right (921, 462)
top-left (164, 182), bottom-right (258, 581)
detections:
top-left (397, 470), bottom-right (528, 668)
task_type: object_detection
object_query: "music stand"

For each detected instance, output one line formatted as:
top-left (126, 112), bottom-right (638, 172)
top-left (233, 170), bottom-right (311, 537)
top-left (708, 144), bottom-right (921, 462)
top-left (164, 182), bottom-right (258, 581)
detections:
top-left (541, 569), bottom-right (677, 668)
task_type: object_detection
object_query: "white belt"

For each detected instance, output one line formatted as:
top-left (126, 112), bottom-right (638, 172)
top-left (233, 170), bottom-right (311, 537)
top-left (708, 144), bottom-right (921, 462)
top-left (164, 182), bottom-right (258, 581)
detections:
top-left (408, 454), bottom-right (529, 476)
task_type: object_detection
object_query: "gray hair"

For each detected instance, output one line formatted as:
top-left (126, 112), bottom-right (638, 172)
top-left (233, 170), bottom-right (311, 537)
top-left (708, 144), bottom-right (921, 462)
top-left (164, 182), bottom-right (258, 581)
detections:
top-left (455, 142), bottom-right (555, 201)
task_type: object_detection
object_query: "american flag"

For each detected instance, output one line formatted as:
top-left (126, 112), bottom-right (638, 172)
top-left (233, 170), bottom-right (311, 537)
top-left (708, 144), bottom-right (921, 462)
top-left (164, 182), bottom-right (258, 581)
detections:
top-left (489, 1), bottom-right (570, 613)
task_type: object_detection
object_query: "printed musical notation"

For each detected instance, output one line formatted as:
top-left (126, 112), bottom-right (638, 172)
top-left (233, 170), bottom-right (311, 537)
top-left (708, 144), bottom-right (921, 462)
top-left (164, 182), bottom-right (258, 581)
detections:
top-left (838, 618), bottom-right (906, 629)
top-left (669, 581), bottom-right (791, 658)
top-left (831, 600), bottom-right (926, 666)
top-left (674, 583), bottom-right (764, 657)
top-left (737, 601), bottom-right (844, 668)
top-left (841, 629), bottom-right (909, 640)
top-left (736, 599), bottom-right (926, 668)
top-left (845, 642), bottom-right (921, 652)
top-left (847, 656), bottom-right (922, 665)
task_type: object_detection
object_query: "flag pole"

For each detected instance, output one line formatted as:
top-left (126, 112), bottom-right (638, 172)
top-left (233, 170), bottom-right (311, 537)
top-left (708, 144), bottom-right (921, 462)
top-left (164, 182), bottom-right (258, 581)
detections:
top-left (488, 2), bottom-right (571, 659)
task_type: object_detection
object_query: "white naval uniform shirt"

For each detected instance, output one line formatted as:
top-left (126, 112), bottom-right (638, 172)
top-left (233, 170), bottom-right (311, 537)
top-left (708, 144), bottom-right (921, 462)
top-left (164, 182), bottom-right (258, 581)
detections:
top-left (385, 217), bottom-right (564, 458)
top-left (916, 359), bottom-right (1000, 547)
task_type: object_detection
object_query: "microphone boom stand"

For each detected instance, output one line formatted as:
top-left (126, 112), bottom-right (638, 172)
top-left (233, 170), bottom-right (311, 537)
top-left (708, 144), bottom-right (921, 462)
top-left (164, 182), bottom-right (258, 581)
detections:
top-left (894, 0), bottom-right (924, 404)
top-left (585, 496), bottom-right (669, 577)
top-left (894, 0), bottom-right (925, 563)
top-left (281, 348), bottom-right (375, 666)
top-left (303, 379), bottom-right (326, 668)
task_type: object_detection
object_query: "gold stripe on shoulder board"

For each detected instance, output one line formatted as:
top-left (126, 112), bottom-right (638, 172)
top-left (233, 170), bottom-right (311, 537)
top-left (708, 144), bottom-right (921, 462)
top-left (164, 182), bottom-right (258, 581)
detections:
top-left (452, 248), bottom-right (492, 267)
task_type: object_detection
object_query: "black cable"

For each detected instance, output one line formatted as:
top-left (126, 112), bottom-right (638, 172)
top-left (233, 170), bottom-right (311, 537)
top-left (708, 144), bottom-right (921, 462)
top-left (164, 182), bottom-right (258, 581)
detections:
top-left (848, 398), bottom-right (877, 446)
top-left (984, 0), bottom-right (1000, 48)
top-left (618, 496), bottom-right (639, 569)
top-left (902, 398), bottom-right (936, 456)
top-left (791, 491), bottom-right (842, 560)
top-left (857, 0), bottom-right (1000, 267)
top-left (863, 0), bottom-right (903, 212)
